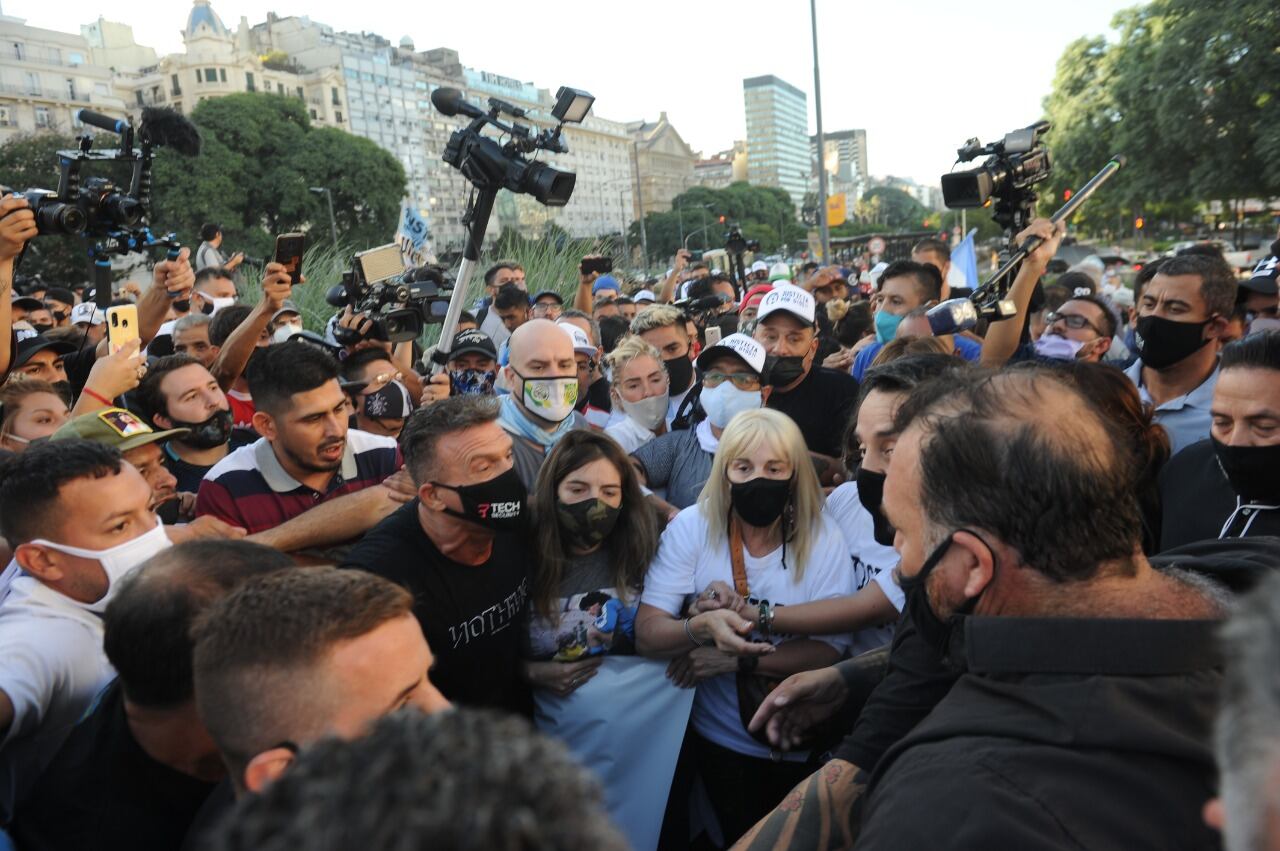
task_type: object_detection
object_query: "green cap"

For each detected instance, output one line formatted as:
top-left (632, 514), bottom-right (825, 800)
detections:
top-left (51, 407), bottom-right (188, 452)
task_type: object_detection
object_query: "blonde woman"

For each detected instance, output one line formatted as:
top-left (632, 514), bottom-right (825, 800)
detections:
top-left (636, 408), bottom-right (853, 842)
top-left (0, 378), bottom-right (70, 452)
top-left (604, 336), bottom-right (669, 454)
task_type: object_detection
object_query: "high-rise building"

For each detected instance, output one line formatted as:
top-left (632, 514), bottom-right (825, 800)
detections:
top-left (694, 141), bottom-right (748, 190)
top-left (811, 128), bottom-right (868, 201)
top-left (627, 112), bottom-right (697, 217)
top-left (0, 11), bottom-right (128, 142)
top-left (743, 75), bottom-right (808, 210)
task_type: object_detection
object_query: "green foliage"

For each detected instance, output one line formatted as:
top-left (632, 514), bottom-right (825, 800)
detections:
top-left (630, 182), bottom-right (805, 263)
top-left (1043, 0), bottom-right (1280, 239)
top-left (857, 187), bottom-right (932, 231)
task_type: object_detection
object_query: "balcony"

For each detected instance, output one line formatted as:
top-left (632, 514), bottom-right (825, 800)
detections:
top-left (0, 45), bottom-right (77, 67)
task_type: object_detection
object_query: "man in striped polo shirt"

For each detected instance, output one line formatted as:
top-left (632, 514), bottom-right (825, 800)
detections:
top-left (196, 342), bottom-right (412, 555)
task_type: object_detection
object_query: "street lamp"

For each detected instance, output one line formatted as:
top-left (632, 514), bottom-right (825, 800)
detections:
top-left (309, 186), bottom-right (338, 248)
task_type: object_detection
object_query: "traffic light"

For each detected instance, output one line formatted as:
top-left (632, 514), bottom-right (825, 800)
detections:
top-left (1135, 216), bottom-right (1145, 230)
top-left (1063, 188), bottom-right (1073, 201)
top-left (718, 215), bottom-right (726, 224)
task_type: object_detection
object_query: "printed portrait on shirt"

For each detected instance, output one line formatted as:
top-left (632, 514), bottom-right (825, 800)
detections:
top-left (527, 587), bottom-right (638, 662)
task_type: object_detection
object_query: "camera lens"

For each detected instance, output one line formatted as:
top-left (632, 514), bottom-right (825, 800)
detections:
top-left (37, 202), bottom-right (87, 235)
top-left (103, 193), bottom-right (143, 227)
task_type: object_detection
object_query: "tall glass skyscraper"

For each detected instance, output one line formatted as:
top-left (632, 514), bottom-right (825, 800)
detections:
top-left (743, 75), bottom-right (809, 210)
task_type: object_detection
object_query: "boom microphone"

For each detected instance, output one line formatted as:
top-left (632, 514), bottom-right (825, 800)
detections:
top-left (430, 88), bottom-right (486, 120)
top-left (926, 298), bottom-right (981, 336)
top-left (76, 109), bottom-right (129, 135)
top-left (139, 107), bottom-right (202, 156)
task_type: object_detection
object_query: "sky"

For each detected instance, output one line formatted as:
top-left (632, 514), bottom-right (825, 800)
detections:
top-left (11, 0), bottom-right (1137, 186)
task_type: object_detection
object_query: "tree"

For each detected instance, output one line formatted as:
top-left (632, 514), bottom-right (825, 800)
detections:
top-left (859, 187), bottom-right (930, 231)
top-left (629, 182), bottom-right (804, 262)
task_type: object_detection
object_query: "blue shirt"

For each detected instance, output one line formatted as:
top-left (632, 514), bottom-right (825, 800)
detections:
top-left (852, 335), bottom-right (983, 381)
top-left (1124, 359), bottom-right (1218, 456)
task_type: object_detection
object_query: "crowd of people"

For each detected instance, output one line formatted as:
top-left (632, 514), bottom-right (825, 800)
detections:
top-left (0, 189), bottom-right (1277, 850)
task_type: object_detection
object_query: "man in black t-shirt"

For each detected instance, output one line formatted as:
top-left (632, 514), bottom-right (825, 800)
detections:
top-left (343, 396), bottom-right (533, 716)
top-left (751, 284), bottom-right (860, 469)
top-left (9, 540), bottom-right (292, 851)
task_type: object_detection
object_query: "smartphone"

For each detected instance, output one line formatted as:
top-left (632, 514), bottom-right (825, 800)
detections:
top-left (274, 233), bottom-right (305, 282)
top-left (579, 256), bottom-right (613, 276)
top-left (703, 324), bottom-right (722, 347)
top-left (106, 304), bottom-right (139, 355)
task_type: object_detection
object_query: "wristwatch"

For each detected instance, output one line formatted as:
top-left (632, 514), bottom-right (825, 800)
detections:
top-left (738, 655), bottom-right (759, 673)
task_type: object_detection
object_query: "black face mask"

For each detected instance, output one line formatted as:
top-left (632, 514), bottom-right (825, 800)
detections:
top-left (664, 354), bottom-right (694, 394)
top-left (556, 497), bottom-right (622, 550)
top-left (173, 299), bottom-right (191, 313)
top-left (897, 529), bottom-right (990, 659)
top-left (169, 408), bottom-right (233, 450)
top-left (768, 354), bottom-right (807, 388)
top-left (1134, 314), bottom-right (1212, 369)
top-left (730, 476), bottom-right (792, 528)
top-left (431, 466), bottom-right (527, 531)
top-left (31, 323), bottom-right (54, 335)
top-left (856, 467), bottom-right (895, 546)
top-left (1213, 438), bottom-right (1280, 504)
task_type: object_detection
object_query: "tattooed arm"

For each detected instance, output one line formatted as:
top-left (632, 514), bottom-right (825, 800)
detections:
top-left (731, 760), bottom-right (870, 850)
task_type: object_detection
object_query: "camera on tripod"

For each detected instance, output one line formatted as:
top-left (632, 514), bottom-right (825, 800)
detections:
top-left (326, 243), bottom-right (454, 344)
top-left (724, 225), bottom-right (761, 257)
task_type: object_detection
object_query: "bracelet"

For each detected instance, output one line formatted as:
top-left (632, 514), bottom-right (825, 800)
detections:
top-left (683, 616), bottom-right (704, 648)
top-left (759, 599), bottom-right (775, 637)
top-left (82, 387), bottom-right (113, 406)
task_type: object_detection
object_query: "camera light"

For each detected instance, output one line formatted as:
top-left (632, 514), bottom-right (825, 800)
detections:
top-left (552, 87), bottom-right (594, 124)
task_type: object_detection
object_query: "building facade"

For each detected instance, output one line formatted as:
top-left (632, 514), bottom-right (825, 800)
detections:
top-left (694, 141), bottom-right (748, 189)
top-left (811, 128), bottom-right (868, 202)
top-left (627, 112), bottom-right (696, 218)
top-left (743, 74), bottom-right (808, 210)
top-left (0, 12), bottom-right (128, 142)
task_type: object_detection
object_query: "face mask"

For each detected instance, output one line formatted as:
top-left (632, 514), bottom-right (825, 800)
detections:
top-left (201, 296), bottom-right (237, 316)
top-left (730, 475), bottom-right (792, 528)
top-left (856, 467), bottom-right (895, 547)
top-left (620, 392), bottom-right (668, 432)
top-left (172, 299), bottom-right (191, 313)
top-left (272, 323), bottom-right (303, 345)
top-left (512, 370), bottom-right (577, 424)
top-left (362, 380), bottom-right (412, 420)
top-left (874, 309), bottom-right (904, 344)
top-left (664, 354), bottom-right (694, 394)
top-left (1033, 334), bottom-right (1086, 361)
top-left (897, 529), bottom-right (990, 659)
top-left (431, 466), bottom-right (527, 531)
top-left (700, 382), bottom-right (761, 429)
top-left (1134, 314), bottom-right (1213, 369)
top-left (169, 407), bottom-right (233, 450)
top-left (556, 497), bottom-right (622, 550)
top-left (449, 368), bottom-right (497, 396)
top-left (1213, 438), bottom-right (1280, 503)
top-left (31, 519), bottom-right (171, 613)
top-left (31, 323), bottom-right (54, 334)
top-left (3, 433), bottom-right (49, 447)
top-left (769, 354), bottom-right (807, 387)
top-left (51, 310), bottom-right (67, 322)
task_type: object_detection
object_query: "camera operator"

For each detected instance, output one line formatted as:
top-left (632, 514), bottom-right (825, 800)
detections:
top-left (1159, 331), bottom-right (1280, 549)
top-left (0, 194), bottom-right (39, 379)
top-left (657, 249), bottom-right (708, 305)
top-left (331, 306), bottom-right (425, 406)
top-left (339, 349), bottom-right (415, 439)
top-left (751, 286), bottom-right (859, 464)
top-left (195, 223), bottom-right (243, 274)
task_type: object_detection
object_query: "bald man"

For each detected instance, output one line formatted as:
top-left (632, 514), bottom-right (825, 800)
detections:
top-left (496, 319), bottom-right (590, 489)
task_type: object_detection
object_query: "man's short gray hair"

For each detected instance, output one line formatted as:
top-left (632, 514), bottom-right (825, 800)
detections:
top-left (559, 309), bottom-right (600, 346)
top-left (1216, 571), bottom-right (1280, 851)
top-left (399, 395), bottom-right (500, 485)
top-left (174, 313), bottom-right (212, 335)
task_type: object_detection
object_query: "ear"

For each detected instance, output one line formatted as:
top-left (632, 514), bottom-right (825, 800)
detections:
top-left (252, 410), bottom-right (277, 441)
top-left (1094, 336), bottom-right (1113, 357)
top-left (152, 411), bottom-right (174, 430)
top-left (1207, 314), bottom-right (1231, 340)
top-left (15, 543), bottom-right (64, 584)
top-left (949, 530), bottom-right (996, 602)
top-left (1202, 797), bottom-right (1225, 832)
top-left (418, 481), bottom-right (446, 511)
top-left (242, 746), bottom-right (296, 794)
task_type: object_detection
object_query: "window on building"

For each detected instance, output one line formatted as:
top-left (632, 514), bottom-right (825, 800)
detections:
top-left (245, 72), bottom-right (254, 92)
top-left (335, 110), bottom-right (343, 123)
top-left (66, 78), bottom-right (76, 100)
top-left (331, 86), bottom-right (340, 105)
top-left (194, 69), bottom-right (202, 83)
top-left (219, 68), bottom-right (227, 83)
top-left (0, 106), bottom-right (11, 126)
top-left (24, 72), bottom-right (38, 94)
top-left (11, 42), bottom-right (23, 61)
top-left (34, 107), bottom-right (51, 128)
top-left (296, 86), bottom-right (303, 99)
top-left (206, 68), bottom-right (217, 84)
top-left (135, 90), bottom-right (144, 107)
top-left (171, 74), bottom-right (182, 96)
top-left (94, 82), bottom-right (108, 95)
top-left (68, 51), bottom-right (84, 65)
top-left (310, 108), bottom-right (317, 119)
top-left (277, 82), bottom-right (285, 95)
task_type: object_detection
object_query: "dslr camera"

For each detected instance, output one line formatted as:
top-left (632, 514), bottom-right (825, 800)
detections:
top-left (327, 243), bottom-right (454, 344)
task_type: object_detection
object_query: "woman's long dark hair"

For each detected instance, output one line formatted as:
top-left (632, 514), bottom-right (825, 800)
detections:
top-left (530, 430), bottom-right (659, 620)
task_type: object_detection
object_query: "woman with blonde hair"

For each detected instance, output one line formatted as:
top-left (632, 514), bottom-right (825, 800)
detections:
top-left (0, 378), bottom-right (70, 452)
top-left (604, 336), bottom-right (669, 454)
top-left (636, 408), bottom-right (853, 843)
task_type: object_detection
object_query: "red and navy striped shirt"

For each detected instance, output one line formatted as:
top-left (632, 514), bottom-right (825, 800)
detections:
top-left (195, 430), bottom-right (401, 534)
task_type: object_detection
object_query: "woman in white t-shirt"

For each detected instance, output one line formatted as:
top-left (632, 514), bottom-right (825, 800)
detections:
top-left (603, 337), bottom-right (669, 454)
top-left (636, 408), bottom-right (854, 843)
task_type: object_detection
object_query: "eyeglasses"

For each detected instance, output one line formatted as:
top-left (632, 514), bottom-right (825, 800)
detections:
top-left (702, 371), bottom-right (760, 391)
top-left (532, 303), bottom-right (562, 317)
top-left (1045, 311), bottom-right (1104, 336)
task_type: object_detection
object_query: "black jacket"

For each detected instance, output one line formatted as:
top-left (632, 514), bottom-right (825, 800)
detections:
top-left (1159, 438), bottom-right (1280, 551)
top-left (856, 616), bottom-right (1222, 850)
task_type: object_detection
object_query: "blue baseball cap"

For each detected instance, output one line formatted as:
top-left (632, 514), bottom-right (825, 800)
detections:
top-left (592, 275), bottom-right (620, 295)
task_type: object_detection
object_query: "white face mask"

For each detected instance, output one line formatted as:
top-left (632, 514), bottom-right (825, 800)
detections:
top-left (31, 518), bottom-right (171, 613)
top-left (513, 372), bottom-right (578, 424)
top-left (700, 382), bottom-right (762, 429)
top-left (272, 323), bottom-right (303, 344)
top-left (205, 296), bottom-right (237, 316)
top-left (621, 392), bottom-right (669, 432)
top-left (1033, 334), bottom-right (1086, 361)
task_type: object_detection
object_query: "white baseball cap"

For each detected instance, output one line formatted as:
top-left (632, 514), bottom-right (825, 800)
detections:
top-left (560, 322), bottom-right (596, 356)
top-left (768, 262), bottom-right (792, 282)
top-left (634, 289), bottom-right (657, 304)
top-left (696, 332), bottom-right (767, 375)
top-left (70, 302), bottom-right (106, 326)
top-left (750, 260), bottom-right (769, 273)
top-left (756, 284), bottom-right (816, 326)
top-left (868, 261), bottom-right (890, 287)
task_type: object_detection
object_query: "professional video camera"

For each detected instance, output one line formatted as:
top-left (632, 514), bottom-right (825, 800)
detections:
top-left (723, 223), bottom-right (760, 286)
top-left (326, 243), bottom-right (454, 344)
top-left (941, 121), bottom-right (1051, 235)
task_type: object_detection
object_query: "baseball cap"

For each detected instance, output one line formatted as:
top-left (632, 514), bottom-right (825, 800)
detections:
top-left (696, 333), bottom-right (768, 376)
top-left (592, 275), bottom-right (621, 295)
top-left (44, 286), bottom-right (75, 305)
top-left (447, 329), bottom-right (498, 360)
top-left (70, 302), bottom-right (106, 326)
top-left (1242, 248), bottom-right (1279, 296)
top-left (51, 407), bottom-right (188, 452)
top-left (12, 329), bottom-right (76, 368)
top-left (768, 262), bottom-right (792, 283)
top-left (561, 323), bottom-right (596, 356)
top-left (1109, 287), bottom-right (1135, 309)
top-left (633, 289), bottom-right (657, 304)
top-left (10, 293), bottom-right (43, 312)
top-left (750, 260), bottom-right (769, 274)
top-left (532, 290), bottom-right (564, 305)
top-left (271, 299), bottom-right (302, 323)
top-left (866, 261), bottom-right (889, 287)
top-left (738, 284), bottom-right (774, 314)
top-left (756, 284), bottom-right (816, 326)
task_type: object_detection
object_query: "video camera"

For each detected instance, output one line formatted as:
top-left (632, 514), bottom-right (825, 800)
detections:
top-left (326, 243), bottom-right (454, 344)
top-left (941, 121), bottom-right (1051, 234)
top-left (724, 225), bottom-right (761, 256)
top-left (0, 108), bottom-right (200, 260)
